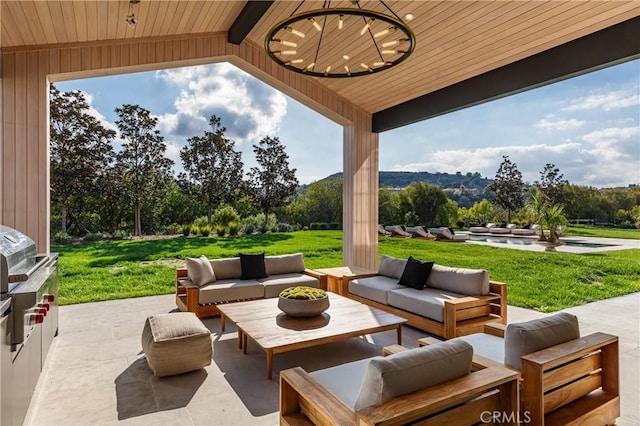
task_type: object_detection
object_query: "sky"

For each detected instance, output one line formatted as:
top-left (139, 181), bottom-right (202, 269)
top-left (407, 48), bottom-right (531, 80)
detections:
top-left (56, 58), bottom-right (640, 188)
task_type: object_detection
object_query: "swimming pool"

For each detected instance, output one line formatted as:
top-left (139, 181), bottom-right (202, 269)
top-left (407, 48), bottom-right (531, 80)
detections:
top-left (468, 235), bottom-right (618, 248)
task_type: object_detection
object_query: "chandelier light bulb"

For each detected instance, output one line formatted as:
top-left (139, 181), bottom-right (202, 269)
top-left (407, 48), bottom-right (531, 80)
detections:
top-left (360, 63), bottom-right (373, 72)
top-left (373, 61), bottom-right (391, 66)
top-left (360, 19), bottom-right (374, 36)
top-left (305, 62), bottom-right (315, 71)
top-left (343, 54), bottom-right (350, 60)
top-left (381, 49), bottom-right (402, 55)
top-left (285, 27), bottom-right (305, 38)
top-left (325, 65), bottom-right (332, 75)
top-left (286, 59), bottom-right (304, 65)
top-left (309, 17), bottom-right (322, 32)
top-left (374, 27), bottom-right (396, 38)
top-left (273, 38), bottom-right (297, 48)
top-left (275, 50), bottom-right (297, 56)
top-left (338, 15), bottom-right (344, 30)
top-left (344, 65), bottom-right (351, 75)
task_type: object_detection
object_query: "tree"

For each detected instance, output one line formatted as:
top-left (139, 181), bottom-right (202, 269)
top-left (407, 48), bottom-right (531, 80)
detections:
top-left (49, 86), bottom-right (115, 233)
top-left (404, 182), bottom-right (448, 225)
top-left (114, 104), bottom-right (173, 236)
top-left (535, 163), bottom-right (567, 206)
top-left (303, 178), bottom-right (343, 224)
top-left (247, 136), bottom-right (299, 224)
top-left (468, 199), bottom-right (494, 225)
top-left (180, 116), bottom-right (244, 224)
top-left (489, 155), bottom-right (525, 223)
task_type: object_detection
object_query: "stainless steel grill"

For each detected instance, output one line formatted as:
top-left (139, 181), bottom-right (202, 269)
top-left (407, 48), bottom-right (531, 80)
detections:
top-left (0, 225), bottom-right (59, 425)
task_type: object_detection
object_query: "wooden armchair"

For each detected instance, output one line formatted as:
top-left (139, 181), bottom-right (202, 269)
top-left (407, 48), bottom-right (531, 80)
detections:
top-left (280, 342), bottom-right (520, 425)
top-left (420, 316), bottom-right (620, 426)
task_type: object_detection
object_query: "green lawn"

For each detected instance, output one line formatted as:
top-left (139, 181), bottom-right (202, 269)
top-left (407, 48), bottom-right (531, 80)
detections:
top-left (53, 230), bottom-right (640, 312)
top-left (566, 225), bottom-right (639, 240)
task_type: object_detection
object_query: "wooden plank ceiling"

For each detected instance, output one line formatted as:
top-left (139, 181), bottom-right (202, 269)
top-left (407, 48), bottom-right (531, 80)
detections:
top-left (2, 0), bottom-right (639, 116)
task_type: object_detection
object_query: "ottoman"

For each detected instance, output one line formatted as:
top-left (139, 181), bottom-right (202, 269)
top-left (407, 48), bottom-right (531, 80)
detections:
top-left (141, 312), bottom-right (212, 377)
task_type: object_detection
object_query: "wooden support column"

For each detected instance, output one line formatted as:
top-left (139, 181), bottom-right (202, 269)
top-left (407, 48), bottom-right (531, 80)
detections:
top-left (343, 109), bottom-right (378, 270)
top-left (1, 51), bottom-right (50, 250)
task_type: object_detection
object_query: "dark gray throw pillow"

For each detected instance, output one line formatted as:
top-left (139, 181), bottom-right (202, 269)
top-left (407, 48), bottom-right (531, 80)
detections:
top-left (239, 252), bottom-right (268, 280)
top-left (398, 256), bottom-right (434, 290)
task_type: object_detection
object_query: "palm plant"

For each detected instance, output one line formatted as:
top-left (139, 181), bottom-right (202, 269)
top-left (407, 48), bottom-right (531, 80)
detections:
top-left (539, 204), bottom-right (569, 244)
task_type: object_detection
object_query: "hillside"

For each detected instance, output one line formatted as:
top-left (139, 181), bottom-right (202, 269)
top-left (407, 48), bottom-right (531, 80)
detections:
top-left (320, 171), bottom-right (492, 192)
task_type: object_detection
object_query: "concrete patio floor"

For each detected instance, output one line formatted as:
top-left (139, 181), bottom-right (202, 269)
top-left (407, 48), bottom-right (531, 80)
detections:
top-left (25, 292), bottom-right (639, 425)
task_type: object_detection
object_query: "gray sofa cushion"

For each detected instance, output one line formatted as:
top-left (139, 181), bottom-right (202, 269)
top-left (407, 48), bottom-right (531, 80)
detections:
top-left (197, 279), bottom-right (263, 304)
top-left (209, 257), bottom-right (242, 280)
top-left (387, 287), bottom-right (467, 323)
top-left (504, 312), bottom-right (580, 370)
top-left (426, 264), bottom-right (490, 296)
top-left (349, 276), bottom-right (405, 305)
top-left (265, 253), bottom-right (306, 275)
top-left (310, 358), bottom-right (371, 410)
top-left (185, 256), bottom-right (216, 287)
top-left (259, 273), bottom-right (320, 298)
top-left (458, 333), bottom-right (505, 364)
top-left (378, 255), bottom-right (407, 279)
top-left (353, 339), bottom-right (473, 410)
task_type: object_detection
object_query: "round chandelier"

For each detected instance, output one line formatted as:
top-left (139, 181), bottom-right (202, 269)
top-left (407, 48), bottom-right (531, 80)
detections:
top-left (265, 1), bottom-right (416, 78)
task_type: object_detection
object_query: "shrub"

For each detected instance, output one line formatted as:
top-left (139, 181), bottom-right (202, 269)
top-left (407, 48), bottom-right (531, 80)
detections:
top-left (193, 216), bottom-right (209, 229)
top-left (241, 223), bottom-right (256, 235)
top-left (200, 225), bottom-right (211, 237)
top-left (329, 222), bottom-right (340, 230)
top-left (215, 224), bottom-right (226, 237)
top-left (258, 223), bottom-right (269, 234)
top-left (84, 232), bottom-right (104, 242)
top-left (228, 221), bottom-right (239, 236)
top-left (111, 230), bottom-right (128, 240)
top-left (182, 224), bottom-right (192, 236)
top-left (276, 222), bottom-right (292, 232)
top-left (164, 223), bottom-right (182, 235)
top-left (302, 226), bottom-right (309, 231)
top-left (54, 232), bottom-right (72, 244)
top-left (191, 226), bottom-right (201, 236)
top-left (213, 205), bottom-right (240, 228)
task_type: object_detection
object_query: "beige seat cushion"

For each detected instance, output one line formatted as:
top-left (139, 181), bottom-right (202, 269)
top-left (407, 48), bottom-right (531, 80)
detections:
top-left (504, 312), bottom-right (580, 370)
top-left (198, 279), bottom-right (264, 304)
top-left (141, 312), bottom-right (212, 377)
top-left (258, 273), bottom-right (319, 298)
top-left (349, 276), bottom-right (404, 305)
top-left (387, 287), bottom-right (467, 323)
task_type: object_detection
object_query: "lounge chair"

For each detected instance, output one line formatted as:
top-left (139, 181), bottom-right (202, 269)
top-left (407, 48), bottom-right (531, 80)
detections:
top-left (385, 225), bottom-right (412, 238)
top-left (405, 226), bottom-right (436, 240)
top-left (512, 224), bottom-right (539, 236)
top-left (429, 227), bottom-right (469, 242)
top-left (280, 340), bottom-right (519, 426)
top-left (377, 224), bottom-right (391, 236)
top-left (420, 313), bottom-right (620, 426)
top-left (469, 223), bottom-right (495, 233)
top-left (489, 223), bottom-right (516, 234)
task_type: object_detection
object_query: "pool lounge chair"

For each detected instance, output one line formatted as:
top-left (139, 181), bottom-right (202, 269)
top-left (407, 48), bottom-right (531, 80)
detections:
top-left (385, 225), bottom-right (412, 238)
top-left (405, 226), bottom-right (436, 240)
top-left (489, 224), bottom-right (516, 234)
top-left (429, 227), bottom-right (469, 242)
top-left (469, 223), bottom-right (495, 233)
top-left (512, 224), bottom-right (539, 236)
top-left (378, 225), bottom-right (392, 236)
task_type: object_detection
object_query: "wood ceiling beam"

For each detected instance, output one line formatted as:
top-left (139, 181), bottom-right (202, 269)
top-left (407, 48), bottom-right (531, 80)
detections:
top-left (372, 16), bottom-right (640, 133)
top-left (227, 1), bottom-right (274, 45)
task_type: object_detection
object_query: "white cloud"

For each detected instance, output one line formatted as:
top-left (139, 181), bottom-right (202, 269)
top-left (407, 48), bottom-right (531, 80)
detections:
top-left (154, 63), bottom-right (287, 145)
top-left (535, 118), bottom-right (585, 131)
top-left (563, 89), bottom-right (640, 112)
top-left (389, 139), bottom-right (639, 188)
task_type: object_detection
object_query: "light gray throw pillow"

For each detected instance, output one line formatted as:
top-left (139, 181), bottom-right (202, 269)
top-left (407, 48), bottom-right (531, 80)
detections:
top-left (353, 339), bottom-right (473, 410)
top-left (185, 255), bottom-right (216, 287)
top-left (504, 312), bottom-right (580, 370)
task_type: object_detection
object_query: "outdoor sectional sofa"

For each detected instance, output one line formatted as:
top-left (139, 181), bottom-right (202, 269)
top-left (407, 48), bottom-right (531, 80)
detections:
top-left (345, 255), bottom-right (507, 339)
top-left (175, 253), bottom-right (327, 318)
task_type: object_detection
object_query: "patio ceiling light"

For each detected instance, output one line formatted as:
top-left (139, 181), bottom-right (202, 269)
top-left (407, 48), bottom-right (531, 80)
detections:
top-left (125, 0), bottom-right (140, 28)
top-left (265, 0), bottom-right (415, 78)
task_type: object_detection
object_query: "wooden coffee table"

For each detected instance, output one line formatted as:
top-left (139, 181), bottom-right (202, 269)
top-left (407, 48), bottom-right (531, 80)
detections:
top-left (218, 292), bottom-right (407, 379)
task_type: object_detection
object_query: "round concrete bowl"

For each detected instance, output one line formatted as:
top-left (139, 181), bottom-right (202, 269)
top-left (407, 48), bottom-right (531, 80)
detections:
top-left (278, 295), bottom-right (330, 318)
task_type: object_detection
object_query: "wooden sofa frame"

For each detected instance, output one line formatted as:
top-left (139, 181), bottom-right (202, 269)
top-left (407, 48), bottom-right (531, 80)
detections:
top-left (421, 324), bottom-right (620, 426)
top-left (280, 346), bottom-right (520, 426)
top-left (344, 274), bottom-right (507, 339)
top-left (175, 268), bottom-right (327, 318)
